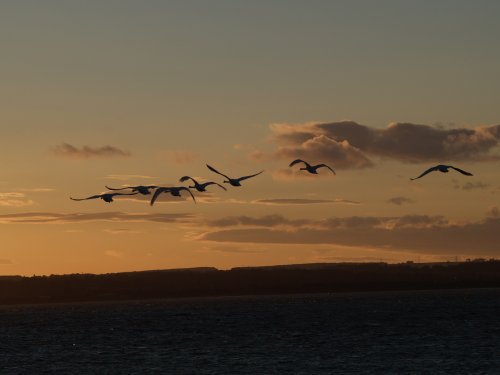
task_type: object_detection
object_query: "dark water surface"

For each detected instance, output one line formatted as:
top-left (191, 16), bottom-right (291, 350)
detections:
top-left (1, 288), bottom-right (499, 374)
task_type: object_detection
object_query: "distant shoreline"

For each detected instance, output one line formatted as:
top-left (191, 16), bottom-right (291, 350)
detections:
top-left (1, 260), bottom-right (499, 306)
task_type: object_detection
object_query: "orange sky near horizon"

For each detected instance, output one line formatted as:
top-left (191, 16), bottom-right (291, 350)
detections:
top-left (1, 1), bottom-right (500, 275)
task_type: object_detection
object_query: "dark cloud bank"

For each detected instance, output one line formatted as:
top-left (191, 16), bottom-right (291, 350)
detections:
top-left (267, 121), bottom-right (500, 169)
top-left (201, 211), bottom-right (500, 257)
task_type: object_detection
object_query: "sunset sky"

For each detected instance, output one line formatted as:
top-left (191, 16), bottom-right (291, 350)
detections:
top-left (1, 1), bottom-right (500, 275)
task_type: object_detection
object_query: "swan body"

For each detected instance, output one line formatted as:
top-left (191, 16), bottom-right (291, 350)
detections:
top-left (70, 192), bottom-right (138, 203)
top-left (289, 159), bottom-right (335, 175)
top-left (179, 176), bottom-right (227, 192)
top-left (411, 165), bottom-right (473, 180)
top-left (206, 164), bottom-right (264, 187)
top-left (150, 186), bottom-right (196, 206)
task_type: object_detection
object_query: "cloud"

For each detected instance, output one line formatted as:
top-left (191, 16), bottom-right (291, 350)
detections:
top-left (205, 214), bottom-right (312, 229)
top-left (253, 198), bottom-right (360, 205)
top-left (103, 228), bottom-right (141, 235)
top-left (165, 150), bottom-right (199, 165)
top-left (387, 196), bottom-right (415, 206)
top-left (0, 192), bottom-right (35, 207)
top-left (17, 188), bottom-right (55, 192)
top-left (0, 211), bottom-right (195, 225)
top-left (199, 245), bottom-right (265, 254)
top-left (451, 179), bottom-right (500, 193)
top-left (0, 259), bottom-right (13, 265)
top-left (487, 206), bottom-right (500, 218)
top-left (199, 212), bottom-right (500, 257)
top-left (266, 121), bottom-right (500, 167)
top-left (458, 181), bottom-right (490, 191)
top-left (105, 250), bottom-right (123, 258)
top-left (51, 143), bottom-right (131, 159)
top-left (276, 133), bottom-right (374, 169)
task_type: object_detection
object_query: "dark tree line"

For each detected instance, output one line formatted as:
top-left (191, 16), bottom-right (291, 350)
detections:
top-left (1, 261), bottom-right (499, 305)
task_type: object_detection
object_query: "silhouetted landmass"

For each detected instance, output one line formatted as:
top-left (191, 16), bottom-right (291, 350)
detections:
top-left (1, 260), bottom-right (500, 305)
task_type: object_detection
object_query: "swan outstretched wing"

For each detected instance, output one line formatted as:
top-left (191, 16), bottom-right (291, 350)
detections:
top-left (179, 176), bottom-right (196, 184)
top-left (105, 186), bottom-right (129, 191)
top-left (203, 181), bottom-right (227, 191)
top-left (289, 159), bottom-right (310, 168)
top-left (206, 164), bottom-right (231, 180)
top-left (112, 192), bottom-right (138, 197)
top-left (179, 187), bottom-right (196, 203)
top-left (238, 170), bottom-right (264, 181)
top-left (450, 166), bottom-right (473, 176)
top-left (70, 195), bottom-right (101, 201)
top-left (150, 187), bottom-right (169, 206)
top-left (410, 166), bottom-right (439, 180)
top-left (316, 164), bottom-right (336, 174)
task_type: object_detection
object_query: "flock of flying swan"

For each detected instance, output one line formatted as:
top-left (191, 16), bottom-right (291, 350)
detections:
top-left (69, 161), bottom-right (473, 204)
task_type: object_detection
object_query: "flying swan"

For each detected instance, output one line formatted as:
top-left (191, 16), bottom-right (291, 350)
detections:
top-left (179, 176), bottom-right (227, 192)
top-left (206, 164), bottom-right (264, 187)
top-left (150, 186), bottom-right (196, 206)
top-left (70, 192), bottom-right (138, 203)
top-left (105, 185), bottom-right (158, 195)
top-left (289, 159), bottom-right (336, 175)
top-left (410, 165), bottom-right (473, 180)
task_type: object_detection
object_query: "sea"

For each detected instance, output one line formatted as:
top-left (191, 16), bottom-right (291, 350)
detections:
top-left (1, 288), bottom-right (499, 374)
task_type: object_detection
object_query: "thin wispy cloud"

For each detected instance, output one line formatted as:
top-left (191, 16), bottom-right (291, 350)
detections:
top-left (104, 250), bottom-right (123, 258)
top-left (456, 181), bottom-right (490, 191)
top-left (462, 182), bottom-right (490, 191)
top-left (387, 196), bottom-right (415, 206)
top-left (234, 143), bottom-right (270, 162)
top-left (451, 179), bottom-right (500, 193)
top-left (487, 206), bottom-right (499, 218)
top-left (51, 143), bottom-right (131, 159)
top-left (0, 212), bottom-right (195, 225)
top-left (17, 188), bottom-right (55, 192)
top-left (262, 121), bottom-right (500, 168)
top-left (253, 198), bottom-right (360, 205)
top-left (164, 150), bottom-right (199, 165)
top-left (103, 228), bottom-right (141, 235)
top-left (199, 245), bottom-right (265, 254)
top-left (0, 192), bottom-right (35, 207)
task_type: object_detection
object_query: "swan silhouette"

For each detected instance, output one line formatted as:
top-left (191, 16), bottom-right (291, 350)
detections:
top-left (289, 159), bottom-right (336, 175)
top-left (105, 185), bottom-right (158, 195)
top-left (70, 192), bottom-right (138, 203)
top-left (150, 186), bottom-right (196, 206)
top-left (179, 176), bottom-right (227, 192)
top-left (206, 164), bottom-right (264, 187)
top-left (411, 165), bottom-right (473, 180)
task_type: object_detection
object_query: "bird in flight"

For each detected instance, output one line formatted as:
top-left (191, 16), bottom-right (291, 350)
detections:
top-left (70, 192), bottom-right (138, 203)
top-left (179, 176), bottom-right (227, 192)
top-left (105, 185), bottom-right (158, 195)
top-left (410, 165), bottom-right (473, 180)
top-left (150, 186), bottom-right (196, 206)
top-left (206, 164), bottom-right (264, 187)
top-left (289, 159), bottom-right (336, 175)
